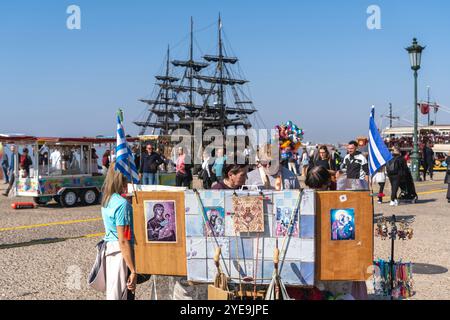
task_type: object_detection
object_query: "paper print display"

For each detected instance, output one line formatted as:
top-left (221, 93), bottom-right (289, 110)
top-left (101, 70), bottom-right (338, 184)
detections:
top-left (204, 207), bottom-right (225, 237)
top-left (185, 190), bottom-right (316, 286)
top-left (275, 207), bottom-right (299, 237)
top-left (232, 196), bottom-right (264, 233)
top-left (330, 208), bottom-right (355, 241)
top-left (145, 200), bottom-right (177, 243)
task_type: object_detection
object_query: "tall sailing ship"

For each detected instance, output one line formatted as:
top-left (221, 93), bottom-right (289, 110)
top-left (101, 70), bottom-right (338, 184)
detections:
top-left (134, 16), bottom-right (258, 136)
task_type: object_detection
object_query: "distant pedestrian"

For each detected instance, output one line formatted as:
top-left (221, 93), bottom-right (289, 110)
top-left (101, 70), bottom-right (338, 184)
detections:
top-left (212, 149), bottom-right (226, 183)
top-left (372, 166), bottom-right (386, 204)
top-left (175, 147), bottom-right (192, 187)
top-left (340, 141), bottom-right (369, 182)
top-left (131, 145), bottom-right (140, 173)
top-left (386, 147), bottom-right (407, 206)
top-left (2, 145), bottom-right (17, 196)
top-left (422, 142), bottom-right (435, 181)
top-left (200, 151), bottom-right (214, 189)
top-left (91, 148), bottom-right (99, 174)
top-left (139, 144), bottom-right (163, 185)
top-left (288, 152), bottom-right (298, 176)
top-left (445, 153), bottom-right (450, 203)
top-left (301, 148), bottom-right (309, 177)
top-left (102, 150), bottom-right (111, 175)
top-left (311, 145), bottom-right (337, 190)
top-left (19, 148), bottom-right (33, 178)
top-left (1, 148), bottom-right (9, 184)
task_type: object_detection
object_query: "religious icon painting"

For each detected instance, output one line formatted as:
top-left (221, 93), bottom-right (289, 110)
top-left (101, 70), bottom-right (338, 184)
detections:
top-left (204, 207), bottom-right (226, 237)
top-left (275, 206), bottom-right (299, 237)
top-left (144, 200), bottom-right (177, 243)
top-left (330, 208), bottom-right (355, 241)
top-left (232, 196), bottom-right (264, 233)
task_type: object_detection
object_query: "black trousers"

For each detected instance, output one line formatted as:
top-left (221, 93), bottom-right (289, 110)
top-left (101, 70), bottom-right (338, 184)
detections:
top-left (447, 183), bottom-right (450, 201)
top-left (389, 175), bottom-right (400, 201)
top-left (176, 174), bottom-right (191, 187)
top-left (423, 162), bottom-right (433, 180)
top-left (202, 177), bottom-right (212, 189)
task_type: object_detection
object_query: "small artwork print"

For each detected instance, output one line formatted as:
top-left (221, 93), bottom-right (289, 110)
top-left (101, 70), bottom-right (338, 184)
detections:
top-left (330, 208), bottom-right (355, 241)
top-left (275, 207), bottom-right (299, 237)
top-left (145, 200), bottom-right (177, 243)
top-left (232, 196), bottom-right (264, 233)
top-left (204, 207), bottom-right (225, 237)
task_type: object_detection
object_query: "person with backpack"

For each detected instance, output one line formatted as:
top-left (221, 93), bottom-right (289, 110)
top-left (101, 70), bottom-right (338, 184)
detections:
top-left (386, 147), bottom-right (407, 206)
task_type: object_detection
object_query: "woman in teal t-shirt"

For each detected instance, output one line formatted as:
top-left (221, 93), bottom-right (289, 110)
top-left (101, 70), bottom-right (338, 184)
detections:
top-left (101, 164), bottom-right (137, 300)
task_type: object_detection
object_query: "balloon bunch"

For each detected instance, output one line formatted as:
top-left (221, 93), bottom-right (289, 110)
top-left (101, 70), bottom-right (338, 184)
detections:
top-left (275, 121), bottom-right (304, 161)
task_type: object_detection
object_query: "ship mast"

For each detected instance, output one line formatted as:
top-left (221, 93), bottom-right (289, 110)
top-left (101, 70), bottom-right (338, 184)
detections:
top-left (135, 16), bottom-right (258, 136)
top-left (189, 17), bottom-right (194, 134)
top-left (218, 14), bottom-right (225, 135)
top-left (164, 45), bottom-right (170, 134)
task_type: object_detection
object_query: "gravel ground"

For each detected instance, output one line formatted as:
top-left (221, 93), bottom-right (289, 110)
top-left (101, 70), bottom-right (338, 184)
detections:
top-left (0, 173), bottom-right (449, 300)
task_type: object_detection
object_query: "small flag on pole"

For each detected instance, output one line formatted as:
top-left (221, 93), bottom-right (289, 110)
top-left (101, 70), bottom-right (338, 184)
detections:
top-left (368, 106), bottom-right (393, 176)
top-left (115, 109), bottom-right (140, 184)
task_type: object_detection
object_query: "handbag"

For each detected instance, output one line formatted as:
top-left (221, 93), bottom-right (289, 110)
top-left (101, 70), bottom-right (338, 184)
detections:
top-left (87, 240), bottom-right (107, 292)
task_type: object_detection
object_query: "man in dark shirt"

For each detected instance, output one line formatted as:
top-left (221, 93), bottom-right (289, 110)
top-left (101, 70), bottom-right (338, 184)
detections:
top-left (422, 142), bottom-right (435, 181)
top-left (1, 149), bottom-right (9, 184)
top-left (3, 145), bottom-right (17, 196)
top-left (139, 144), bottom-right (163, 185)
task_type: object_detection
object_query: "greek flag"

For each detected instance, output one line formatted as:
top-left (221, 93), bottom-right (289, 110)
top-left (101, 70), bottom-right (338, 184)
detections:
top-left (368, 106), bottom-right (393, 176)
top-left (115, 111), bottom-right (140, 184)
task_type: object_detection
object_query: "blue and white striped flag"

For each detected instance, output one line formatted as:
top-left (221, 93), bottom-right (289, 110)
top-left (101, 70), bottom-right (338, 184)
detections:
top-left (368, 106), bottom-right (393, 176)
top-left (115, 110), bottom-right (140, 184)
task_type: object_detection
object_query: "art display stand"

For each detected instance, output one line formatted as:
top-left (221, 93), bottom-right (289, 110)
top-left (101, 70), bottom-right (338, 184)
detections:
top-left (316, 191), bottom-right (374, 281)
top-left (132, 191), bottom-right (187, 276)
top-left (131, 188), bottom-right (375, 300)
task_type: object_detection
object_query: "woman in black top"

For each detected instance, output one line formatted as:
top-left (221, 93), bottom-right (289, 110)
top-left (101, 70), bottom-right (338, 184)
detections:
top-left (311, 145), bottom-right (337, 189)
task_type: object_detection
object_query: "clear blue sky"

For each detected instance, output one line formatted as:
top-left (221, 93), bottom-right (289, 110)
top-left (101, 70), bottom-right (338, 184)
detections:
top-left (1, 0), bottom-right (450, 144)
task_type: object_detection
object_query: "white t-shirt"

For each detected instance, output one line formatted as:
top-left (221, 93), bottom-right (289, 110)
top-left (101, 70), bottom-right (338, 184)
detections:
top-left (50, 150), bottom-right (61, 170)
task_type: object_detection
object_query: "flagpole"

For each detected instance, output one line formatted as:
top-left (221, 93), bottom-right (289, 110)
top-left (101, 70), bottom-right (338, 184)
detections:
top-left (118, 109), bottom-right (139, 205)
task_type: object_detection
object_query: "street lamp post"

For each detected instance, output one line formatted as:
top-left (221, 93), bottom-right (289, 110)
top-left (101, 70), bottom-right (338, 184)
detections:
top-left (406, 38), bottom-right (425, 182)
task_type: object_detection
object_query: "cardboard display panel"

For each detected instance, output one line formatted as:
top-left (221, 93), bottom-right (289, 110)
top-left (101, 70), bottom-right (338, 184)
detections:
top-left (133, 191), bottom-right (187, 276)
top-left (316, 191), bottom-right (373, 281)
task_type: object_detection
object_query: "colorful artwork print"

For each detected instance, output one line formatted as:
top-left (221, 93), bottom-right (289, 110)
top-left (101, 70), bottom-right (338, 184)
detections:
top-left (232, 196), bottom-right (264, 233)
top-left (37, 176), bottom-right (104, 195)
top-left (145, 200), bottom-right (177, 243)
top-left (204, 207), bottom-right (225, 237)
top-left (330, 208), bottom-right (355, 241)
top-left (275, 207), bottom-right (299, 237)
